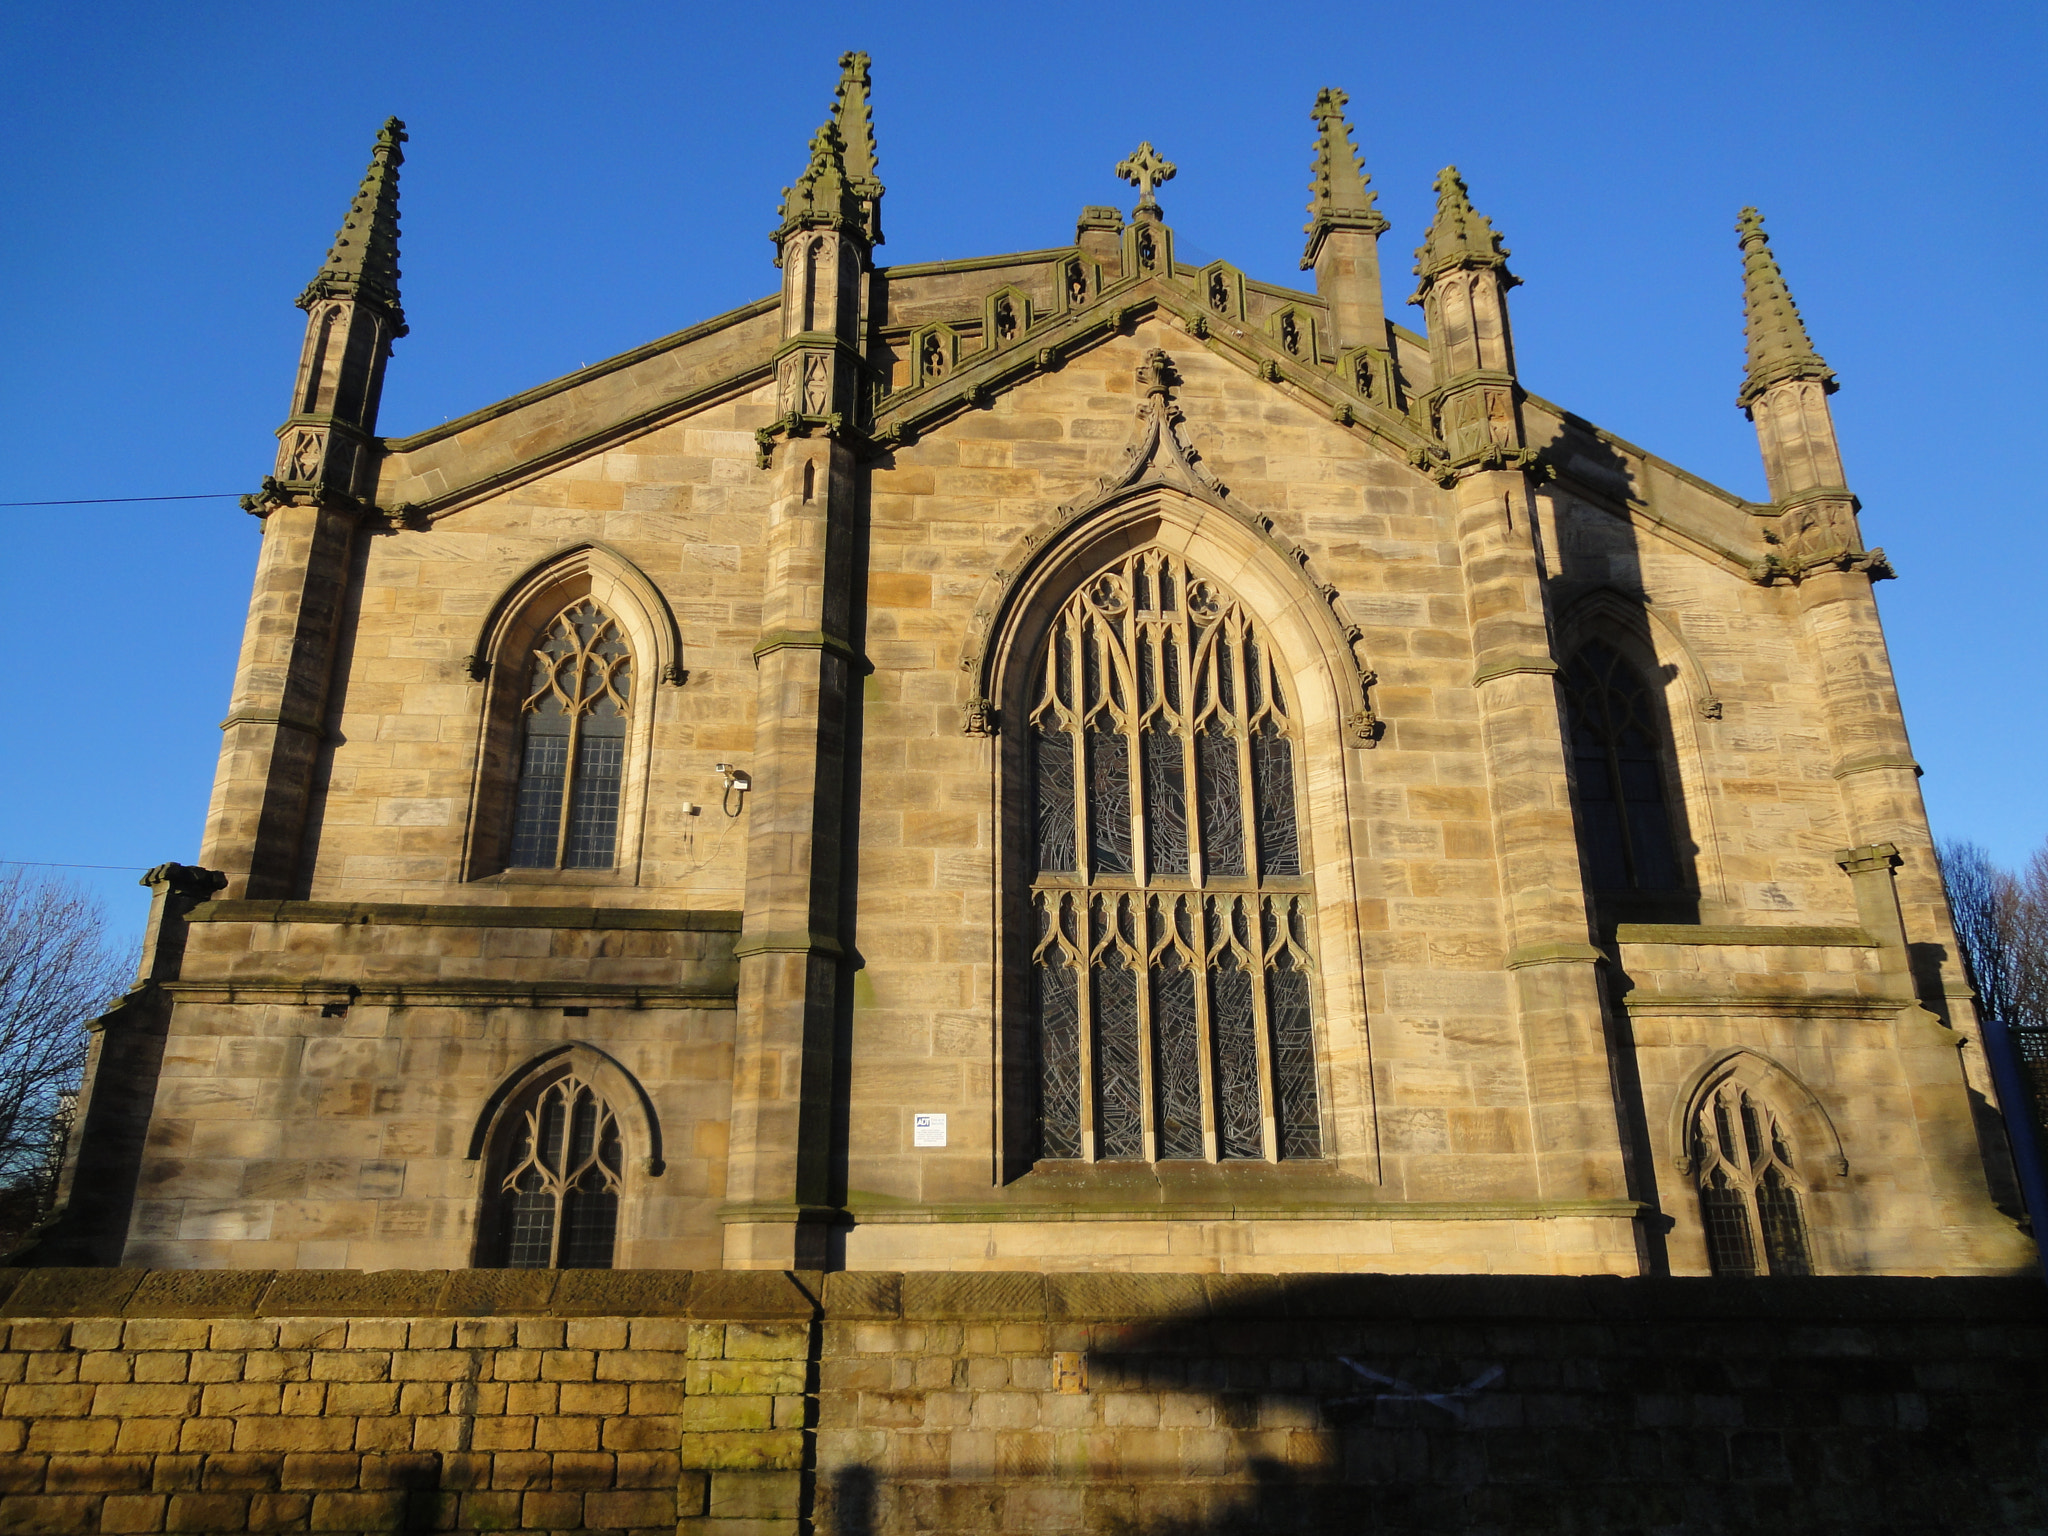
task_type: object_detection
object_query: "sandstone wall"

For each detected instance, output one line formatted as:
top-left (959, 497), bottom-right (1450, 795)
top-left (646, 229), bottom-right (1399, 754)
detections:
top-left (0, 1268), bottom-right (2040, 1535)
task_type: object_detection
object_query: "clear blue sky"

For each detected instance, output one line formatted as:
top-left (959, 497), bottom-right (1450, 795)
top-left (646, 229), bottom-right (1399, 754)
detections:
top-left (3, 0), bottom-right (2043, 942)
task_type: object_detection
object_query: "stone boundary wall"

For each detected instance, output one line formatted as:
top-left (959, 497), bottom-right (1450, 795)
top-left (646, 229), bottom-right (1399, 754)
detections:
top-left (0, 1269), bottom-right (2041, 1534)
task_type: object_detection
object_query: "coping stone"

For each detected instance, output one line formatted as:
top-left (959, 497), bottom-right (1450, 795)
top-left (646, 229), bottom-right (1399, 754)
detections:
top-left (258, 1269), bottom-right (450, 1317)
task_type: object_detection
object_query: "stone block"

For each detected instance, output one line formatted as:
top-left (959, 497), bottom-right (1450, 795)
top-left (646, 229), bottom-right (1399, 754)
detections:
top-left (0, 1270), bottom-right (145, 1319)
top-left (902, 1272), bottom-right (1047, 1320)
top-left (679, 1430), bottom-right (809, 1471)
top-left (125, 1272), bottom-right (273, 1320)
top-left (258, 1271), bottom-right (447, 1317)
top-left (724, 1324), bottom-right (809, 1361)
top-left (687, 1273), bottom-right (815, 1322)
top-left (585, 1488), bottom-right (677, 1528)
top-left (438, 1268), bottom-right (558, 1317)
top-left (163, 1492), bottom-right (252, 1532)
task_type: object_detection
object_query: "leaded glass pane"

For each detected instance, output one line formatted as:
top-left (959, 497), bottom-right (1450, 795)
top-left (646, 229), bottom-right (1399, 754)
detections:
top-left (509, 734), bottom-right (569, 868)
top-left (1197, 728), bottom-right (1246, 877)
top-left (1757, 1168), bottom-right (1810, 1276)
top-left (1034, 726), bottom-right (1077, 874)
top-left (1036, 947), bottom-right (1081, 1160)
top-left (1087, 727), bottom-right (1133, 876)
top-left (1700, 1176), bottom-right (1758, 1276)
top-left (1211, 952), bottom-right (1262, 1160)
top-left (1143, 729), bottom-right (1189, 878)
top-left (1152, 952), bottom-right (1202, 1159)
top-left (1093, 950), bottom-right (1143, 1159)
top-left (1251, 722), bottom-right (1299, 878)
top-left (564, 733), bottom-right (623, 868)
top-left (1268, 949), bottom-right (1319, 1158)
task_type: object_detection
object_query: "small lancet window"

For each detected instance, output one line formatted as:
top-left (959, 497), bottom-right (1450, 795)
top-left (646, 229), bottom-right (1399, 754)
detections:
top-left (509, 600), bottom-right (631, 870)
top-left (1067, 260), bottom-right (1088, 307)
top-left (995, 296), bottom-right (1019, 343)
top-left (1561, 640), bottom-right (1682, 892)
top-left (1208, 271), bottom-right (1229, 314)
top-left (1280, 313), bottom-right (1302, 356)
top-left (1693, 1079), bottom-right (1810, 1276)
top-left (488, 1068), bottom-right (624, 1269)
top-left (1027, 550), bottom-right (1322, 1166)
top-left (920, 332), bottom-right (947, 380)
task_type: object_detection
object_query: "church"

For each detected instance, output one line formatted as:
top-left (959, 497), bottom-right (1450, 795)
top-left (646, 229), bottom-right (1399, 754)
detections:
top-left (45, 53), bottom-right (2033, 1281)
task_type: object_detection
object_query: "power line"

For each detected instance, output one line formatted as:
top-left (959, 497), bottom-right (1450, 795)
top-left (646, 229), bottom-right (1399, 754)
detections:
top-left (0, 860), bottom-right (152, 872)
top-left (0, 493), bottom-right (242, 508)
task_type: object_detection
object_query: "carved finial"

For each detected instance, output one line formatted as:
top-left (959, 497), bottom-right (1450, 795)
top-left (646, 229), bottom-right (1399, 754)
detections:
top-left (1116, 142), bottom-right (1177, 215)
top-left (832, 51), bottom-right (884, 245)
top-left (1736, 207), bottom-right (1834, 408)
top-left (1302, 88), bottom-right (1387, 269)
top-left (1411, 166), bottom-right (1514, 290)
top-left (775, 120), bottom-right (863, 248)
top-left (298, 117), bottom-right (407, 334)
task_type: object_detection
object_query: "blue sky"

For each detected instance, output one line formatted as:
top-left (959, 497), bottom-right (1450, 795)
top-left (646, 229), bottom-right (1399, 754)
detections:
top-left (3, 0), bottom-right (2043, 940)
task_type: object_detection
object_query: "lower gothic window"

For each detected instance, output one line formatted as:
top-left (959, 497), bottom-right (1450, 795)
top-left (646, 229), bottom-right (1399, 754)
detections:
top-left (1028, 549), bottom-right (1322, 1163)
top-left (509, 600), bottom-right (631, 869)
top-left (488, 1068), bottom-right (624, 1268)
top-left (1692, 1079), bottom-right (1810, 1276)
top-left (1561, 640), bottom-right (1682, 891)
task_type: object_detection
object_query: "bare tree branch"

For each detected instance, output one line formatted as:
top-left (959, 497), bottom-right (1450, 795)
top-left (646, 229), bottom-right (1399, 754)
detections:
top-left (0, 870), bottom-right (129, 1196)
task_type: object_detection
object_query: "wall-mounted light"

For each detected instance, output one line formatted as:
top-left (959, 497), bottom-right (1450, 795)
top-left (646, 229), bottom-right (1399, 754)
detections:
top-left (715, 763), bottom-right (752, 818)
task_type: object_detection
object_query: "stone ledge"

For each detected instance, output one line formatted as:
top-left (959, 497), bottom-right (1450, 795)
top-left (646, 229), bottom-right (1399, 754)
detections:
top-left (189, 901), bottom-right (743, 932)
top-left (1, 1268), bottom-right (2037, 1326)
top-left (1614, 923), bottom-right (1876, 947)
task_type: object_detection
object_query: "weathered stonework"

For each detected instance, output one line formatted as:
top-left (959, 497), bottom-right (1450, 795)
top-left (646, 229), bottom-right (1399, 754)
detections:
top-left (35, 59), bottom-right (2034, 1284)
top-left (0, 1269), bottom-right (2041, 1534)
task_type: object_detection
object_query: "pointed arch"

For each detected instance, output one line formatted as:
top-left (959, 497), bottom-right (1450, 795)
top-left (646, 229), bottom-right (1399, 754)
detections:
top-left (976, 483), bottom-right (1379, 1183)
top-left (460, 544), bottom-right (681, 882)
top-left (466, 542), bottom-right (684, 689)
top-left (1668, 1047), bottom-right (1847, 1185)
top-left (467, 1045), bottom-right (660, 1270)
top-left (467, 1042), bottom-right (665, 1175)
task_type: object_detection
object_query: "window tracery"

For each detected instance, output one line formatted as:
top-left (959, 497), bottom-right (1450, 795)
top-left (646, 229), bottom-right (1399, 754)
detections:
top-left (509, 600), bottom-right (632, 869)
top-left (1027, 549), bottom-right (1322, 1164)
top-left (486, 1068), bottom-right (624, 1269)
top-left (1692, 1078), bottom-right (1810, 1276)
top-left (1561, 640), bottom-right (1682, 891)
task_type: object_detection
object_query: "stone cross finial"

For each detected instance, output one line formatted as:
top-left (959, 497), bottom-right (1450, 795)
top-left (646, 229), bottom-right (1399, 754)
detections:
top-left (1116, 142), bottom-right (1176, 209)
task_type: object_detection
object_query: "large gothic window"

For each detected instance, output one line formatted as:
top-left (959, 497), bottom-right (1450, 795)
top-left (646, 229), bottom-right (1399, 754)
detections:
top-left (1028, 550), bottom-right (1322, 1164)
top-left (1561, 641), bottom-right (1682, 892)
top-left (509, 600), bottom-right (632, 869)
top-left (1692, 1079), bottom-right (1810, 1276)
top-left (486, 1068), bottom-right (625, 1269)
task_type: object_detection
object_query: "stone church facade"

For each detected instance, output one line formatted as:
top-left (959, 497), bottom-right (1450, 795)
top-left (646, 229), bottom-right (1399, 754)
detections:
top-left (46, 56), bottom-right (2034, 1282)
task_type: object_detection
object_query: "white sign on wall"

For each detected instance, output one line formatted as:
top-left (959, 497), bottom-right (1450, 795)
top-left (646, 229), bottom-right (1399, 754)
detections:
top-left (912, 1113), bottom-right (947, 1147)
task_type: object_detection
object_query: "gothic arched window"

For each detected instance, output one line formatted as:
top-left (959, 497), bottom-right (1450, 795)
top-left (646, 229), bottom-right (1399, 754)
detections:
top-left (1028, 549), bottom-right (1322, 1164)
top-left (1692, 1078), bottom-right (1810, 1276)
top-left (486, 1068), bottom-right (625, 1269)
top-left (1561, 641), bottom-right (1682, 892)
top-left (509, 600), bottom-right (632, 869)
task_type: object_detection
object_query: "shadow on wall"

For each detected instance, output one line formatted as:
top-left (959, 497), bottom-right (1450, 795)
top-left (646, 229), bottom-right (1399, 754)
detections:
top-left (811, 1274), bottom-right (2048, 1536)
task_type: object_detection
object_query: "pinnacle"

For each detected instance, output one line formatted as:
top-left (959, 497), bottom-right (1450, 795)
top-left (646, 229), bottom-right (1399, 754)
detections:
top-left (1411, 166), bottom-right (1512, 290)
top-left (833, 51), bottom-right (882, 198)
top-left (776, 55), bottom-right (881, 249)
top-left (298, 117), bottom-right (406, 332)
top-left (1301, 87), bottom-right (1386, 269)
top-left (1737, 207), bottom-right (1833, 406)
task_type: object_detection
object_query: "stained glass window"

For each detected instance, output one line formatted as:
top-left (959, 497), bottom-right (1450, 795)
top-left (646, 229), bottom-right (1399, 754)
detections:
top-left (1026, 549), bottom-right (1323, 1164)
top-left (1561, 641), bottom-right (1682, 892)
top-left (509, 600), bottom-right (632, 870)
top-left (490, 1070), bottom-right (624, 1269)
top-left (1692, 1080), bottom-right (1810, 1276)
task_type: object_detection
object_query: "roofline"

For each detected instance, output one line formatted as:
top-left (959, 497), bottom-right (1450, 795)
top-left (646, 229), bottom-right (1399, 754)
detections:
top-left (380, 293), bottom-right (781, 454)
